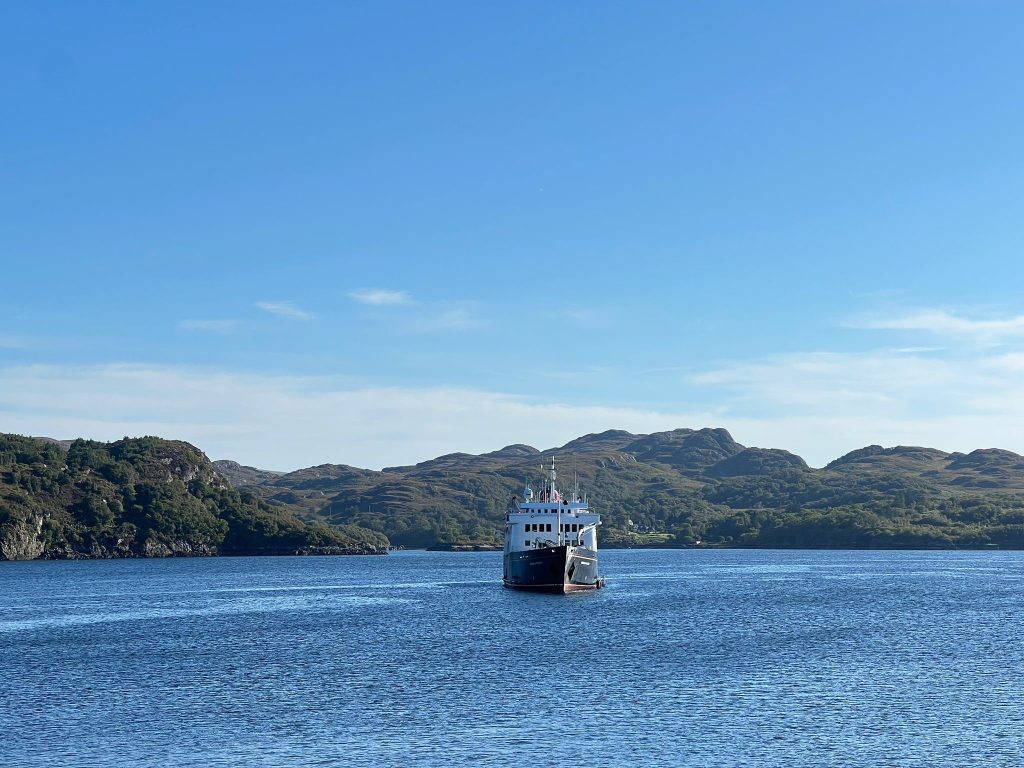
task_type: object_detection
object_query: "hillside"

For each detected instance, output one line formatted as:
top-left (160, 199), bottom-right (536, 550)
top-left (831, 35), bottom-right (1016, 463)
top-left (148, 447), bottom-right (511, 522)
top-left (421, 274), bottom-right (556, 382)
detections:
top-left (0, 434), bottom-right (388, 560)
top-left (218, 428), bottom-right (1024, 550)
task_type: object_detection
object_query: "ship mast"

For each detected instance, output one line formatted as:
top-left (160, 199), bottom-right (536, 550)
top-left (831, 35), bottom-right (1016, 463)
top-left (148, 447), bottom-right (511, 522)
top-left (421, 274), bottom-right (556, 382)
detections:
top-left (550, 457), bottom-right (561, 546)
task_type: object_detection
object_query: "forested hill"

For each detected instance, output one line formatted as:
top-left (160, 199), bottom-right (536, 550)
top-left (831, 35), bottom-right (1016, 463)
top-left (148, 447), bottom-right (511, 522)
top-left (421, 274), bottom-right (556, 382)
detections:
top-left (0, 434), bottom-right (388, 560)
top-left (219, 428), bottom-right (1024, 550)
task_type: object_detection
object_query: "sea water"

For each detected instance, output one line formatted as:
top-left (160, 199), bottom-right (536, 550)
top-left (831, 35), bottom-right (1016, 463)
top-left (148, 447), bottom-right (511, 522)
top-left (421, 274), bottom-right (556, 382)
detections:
top-left (2, 550), bottom-right (1022, 767)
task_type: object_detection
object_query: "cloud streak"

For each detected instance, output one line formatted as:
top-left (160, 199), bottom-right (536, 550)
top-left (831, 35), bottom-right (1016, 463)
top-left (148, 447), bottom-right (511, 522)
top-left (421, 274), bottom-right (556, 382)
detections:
top-left (691, 346), bottom-right (1024, 462)
top-left (7, 302), bottom-right (1024, 470)
top-left (850, 308), bottom-right (1024, 342)
top-left (255, 301), bottom-right (313, 321)
top-left (0, 363), bottom-right (707, 471)
top-left (348, 288), bottom-right (411, 306)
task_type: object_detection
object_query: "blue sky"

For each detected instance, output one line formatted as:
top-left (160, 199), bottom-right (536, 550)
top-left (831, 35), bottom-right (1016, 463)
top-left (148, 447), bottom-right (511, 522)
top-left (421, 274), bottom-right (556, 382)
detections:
top-left (3, 1), bottom-right (1024, 469)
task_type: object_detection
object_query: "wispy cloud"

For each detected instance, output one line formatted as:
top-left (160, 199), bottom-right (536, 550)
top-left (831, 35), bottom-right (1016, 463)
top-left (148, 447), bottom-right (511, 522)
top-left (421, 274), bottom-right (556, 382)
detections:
top-left (0, 334), bottom-right (26, 349)
top-left (0, 363), bottom-right (705, 471)
top-left (345, 289), bottom-right (482, 331)
top-left (849, 308), bottom-right (1024, 343)
top-left (693, 350), bottom-right (962, 411)
top-left (4, 346), bottom-right (1024, 471)
top-left (691, 345), bottom-right (1024, 463)
top-left (348, 288), bottom-right (412, 306)
top-left (255, 301), bottom-right (313, 321)
top-left (177, 319), bottom-right (239, 333)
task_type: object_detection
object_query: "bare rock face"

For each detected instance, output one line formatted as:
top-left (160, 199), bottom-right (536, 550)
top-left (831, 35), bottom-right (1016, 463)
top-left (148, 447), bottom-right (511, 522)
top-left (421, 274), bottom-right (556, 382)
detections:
top-left (142, 538), bottom-right (174, 557)
top-left (0, 515), bottom-right (46, 561)
top-left (138, 538), bottom-right (217, 558)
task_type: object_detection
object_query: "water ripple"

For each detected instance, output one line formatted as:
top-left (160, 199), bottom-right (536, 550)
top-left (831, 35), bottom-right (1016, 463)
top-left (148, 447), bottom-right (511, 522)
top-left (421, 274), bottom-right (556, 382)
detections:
top-left (3, 550), bottom-right (1024, 767)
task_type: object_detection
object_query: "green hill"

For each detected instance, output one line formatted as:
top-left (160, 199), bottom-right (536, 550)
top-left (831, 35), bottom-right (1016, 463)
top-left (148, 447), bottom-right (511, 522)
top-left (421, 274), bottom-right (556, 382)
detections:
top-left (0, 434), bottom-right (388, 560)
top-left (218, 427), bottom-right (1024, 550)
top-left (9, 427), bottom-right (1024, 558)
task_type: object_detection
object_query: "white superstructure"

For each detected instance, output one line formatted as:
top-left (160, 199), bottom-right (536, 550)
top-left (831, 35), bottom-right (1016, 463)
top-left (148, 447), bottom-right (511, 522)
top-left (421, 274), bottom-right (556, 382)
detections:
top-left (505, 458), bottom-right (600, 553)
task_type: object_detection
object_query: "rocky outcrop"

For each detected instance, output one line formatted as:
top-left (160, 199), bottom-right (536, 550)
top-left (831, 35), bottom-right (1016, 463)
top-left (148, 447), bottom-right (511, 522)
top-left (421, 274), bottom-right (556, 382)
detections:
top-left (0, 515), bottom-right (46, 561)
top-left (947, 448), bottom-right (1024, 473)
top-left (828, 445), bottom-right (950, 470)
top-left (625, 428), bottom-right (744, 474)
top-left (558, 430), bottom-right (638, 453)
top-left (212, 460), bottom-right (285, 488)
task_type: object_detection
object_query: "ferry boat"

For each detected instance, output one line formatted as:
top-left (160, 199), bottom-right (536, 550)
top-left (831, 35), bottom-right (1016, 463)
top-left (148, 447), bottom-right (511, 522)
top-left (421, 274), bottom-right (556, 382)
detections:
top-left (503, 459), bottom-right (604, 592)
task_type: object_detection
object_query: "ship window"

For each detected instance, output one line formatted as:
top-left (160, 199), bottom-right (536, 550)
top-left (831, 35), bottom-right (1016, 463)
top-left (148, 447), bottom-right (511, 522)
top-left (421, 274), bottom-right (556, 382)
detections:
top-left (546, 523), bottom-right (552, 532)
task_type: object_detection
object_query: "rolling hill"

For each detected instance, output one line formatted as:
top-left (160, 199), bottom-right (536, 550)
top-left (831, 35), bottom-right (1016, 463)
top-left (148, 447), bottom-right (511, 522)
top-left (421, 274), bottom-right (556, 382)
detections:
top-left (218, 427), bottom-right (1024, 550)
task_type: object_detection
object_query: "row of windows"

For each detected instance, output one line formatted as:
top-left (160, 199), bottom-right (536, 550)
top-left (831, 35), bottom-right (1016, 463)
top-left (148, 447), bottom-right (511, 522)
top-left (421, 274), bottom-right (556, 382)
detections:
top-left (523, 523), bottom-right (585, 534)
top-left (526, 507), bottom-right (578, 513)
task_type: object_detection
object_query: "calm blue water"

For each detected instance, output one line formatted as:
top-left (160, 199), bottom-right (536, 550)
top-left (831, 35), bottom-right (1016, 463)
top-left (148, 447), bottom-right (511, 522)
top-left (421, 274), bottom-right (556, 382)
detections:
top-left (2, 550), bottom-right (1023, 767)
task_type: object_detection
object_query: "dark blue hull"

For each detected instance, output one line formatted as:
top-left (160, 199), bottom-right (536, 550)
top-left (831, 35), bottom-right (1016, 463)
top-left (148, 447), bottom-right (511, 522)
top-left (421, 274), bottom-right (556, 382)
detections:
top-left (503, 545), bottom-right (602, 592)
